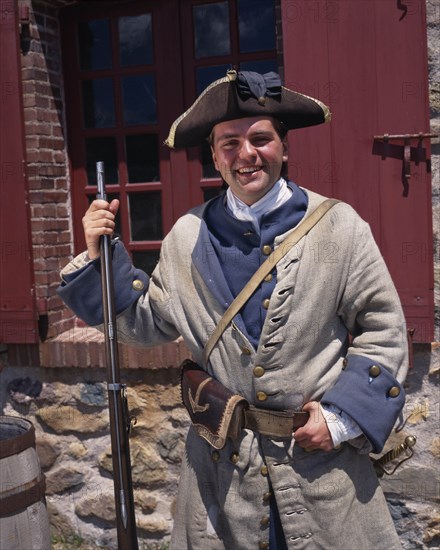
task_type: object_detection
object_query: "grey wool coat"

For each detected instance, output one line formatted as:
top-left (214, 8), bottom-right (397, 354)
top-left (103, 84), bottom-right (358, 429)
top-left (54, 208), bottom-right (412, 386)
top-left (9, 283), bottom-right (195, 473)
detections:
top-left (59, 189), bottom-right (408, 549)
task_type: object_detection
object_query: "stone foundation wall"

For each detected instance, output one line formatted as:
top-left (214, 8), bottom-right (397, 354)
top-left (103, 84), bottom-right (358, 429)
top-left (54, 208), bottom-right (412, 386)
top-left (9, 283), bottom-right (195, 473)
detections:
top-left (0, 347), bottom-right (187, 549)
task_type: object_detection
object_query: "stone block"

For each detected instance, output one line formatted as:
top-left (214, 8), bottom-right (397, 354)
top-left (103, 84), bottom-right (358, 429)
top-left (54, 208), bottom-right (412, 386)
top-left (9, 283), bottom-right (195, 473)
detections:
top-left (135, 491), bottom-right (157, 514)
top-left (36, 433), bottom-right (60, 470)
top-left (75, 491), bottom-right (115, 523)
top-left (46, 466), bottom-right (85, 495)
top-left (381, 466), bottom-right (440, 502)
top-left (36, 404), bottom-right (108, 433)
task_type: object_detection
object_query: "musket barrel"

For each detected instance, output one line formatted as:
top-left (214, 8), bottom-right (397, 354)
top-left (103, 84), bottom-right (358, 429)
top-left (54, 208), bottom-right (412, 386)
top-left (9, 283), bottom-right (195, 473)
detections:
top-left (96, 161), bottom-right (139, 549)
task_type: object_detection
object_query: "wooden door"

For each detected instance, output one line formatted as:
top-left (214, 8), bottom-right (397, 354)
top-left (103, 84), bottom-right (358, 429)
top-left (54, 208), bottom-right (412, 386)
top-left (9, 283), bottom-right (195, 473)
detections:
top-left (282, 0), bottom-right (434, 342)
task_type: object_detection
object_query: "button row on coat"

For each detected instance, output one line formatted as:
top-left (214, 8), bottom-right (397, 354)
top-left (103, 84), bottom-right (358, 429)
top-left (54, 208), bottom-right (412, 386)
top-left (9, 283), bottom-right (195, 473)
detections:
top-left (260, 490), bottom-right (272, 547)
top-left (259, 464), bottom-right (270, 548)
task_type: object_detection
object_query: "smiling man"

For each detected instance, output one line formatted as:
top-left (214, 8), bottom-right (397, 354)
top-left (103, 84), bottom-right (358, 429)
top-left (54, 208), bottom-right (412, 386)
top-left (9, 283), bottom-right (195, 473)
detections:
top-left (58, 70), bottom-right (408, 549)
top-left (210, 116), bottom-right (288, 205)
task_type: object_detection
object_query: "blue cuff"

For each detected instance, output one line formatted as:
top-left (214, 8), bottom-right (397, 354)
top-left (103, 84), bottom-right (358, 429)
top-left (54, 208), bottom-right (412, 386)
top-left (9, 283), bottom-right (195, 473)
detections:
top-left (321, 354), bottom-right (405, 453)
top-left (57, 240), bottom-right (148, 326)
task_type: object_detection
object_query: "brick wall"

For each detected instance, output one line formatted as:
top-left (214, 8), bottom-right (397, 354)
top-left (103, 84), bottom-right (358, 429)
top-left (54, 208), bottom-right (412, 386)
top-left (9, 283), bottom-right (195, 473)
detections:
top-left (21, 0), bottom-right (75, 341)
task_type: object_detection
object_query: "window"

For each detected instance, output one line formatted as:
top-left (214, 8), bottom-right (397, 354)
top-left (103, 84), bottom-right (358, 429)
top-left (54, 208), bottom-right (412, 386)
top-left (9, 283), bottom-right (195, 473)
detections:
top-left (182, 0), bottom-right (278, 201)
top-left (62, 0), bottom-right (277, 274)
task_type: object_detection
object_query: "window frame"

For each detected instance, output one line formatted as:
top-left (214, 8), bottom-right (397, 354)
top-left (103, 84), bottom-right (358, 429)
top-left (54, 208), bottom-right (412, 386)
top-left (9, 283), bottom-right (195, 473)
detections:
top-left (61, 0), bottom-right (278, 268)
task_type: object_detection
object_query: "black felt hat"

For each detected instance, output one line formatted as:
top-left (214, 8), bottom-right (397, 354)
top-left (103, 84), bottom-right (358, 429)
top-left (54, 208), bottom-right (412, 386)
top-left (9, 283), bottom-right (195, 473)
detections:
top-left (165, 70), bottom-right (331, 149)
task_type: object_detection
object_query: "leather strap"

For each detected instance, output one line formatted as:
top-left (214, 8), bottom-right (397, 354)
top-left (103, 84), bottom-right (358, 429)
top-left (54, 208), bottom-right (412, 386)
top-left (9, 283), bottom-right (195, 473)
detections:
top-left (203, 199), bottom-right (340, 365)
top-left (242, 406), bottom-right (309, 438)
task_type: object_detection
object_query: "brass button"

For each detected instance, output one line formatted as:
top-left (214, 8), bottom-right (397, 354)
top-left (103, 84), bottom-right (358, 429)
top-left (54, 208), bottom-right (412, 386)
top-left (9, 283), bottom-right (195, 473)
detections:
top-left (256, 391), bottom-right (268, 402)
top-left (262, 245), bottom-right (272, 255)
top-left (259, 542), bottom-right (269, 550)
top-left (241, 346), bottom-right (252, 355)
top-left (253, 366), bottom-right (265, 378)
top-left (262, 491), bottom-right (272, 503)
top-left (260, 465), bottom-right (268, 476)
top-left (211, 451), bottom-right (220, 462)
top-left (262, 298), bottom-right (270, 309)
top-left (388, 386), bottom-right (401, 398)
top-left (132, 279), bottom-right (144, 291)
top-left (260, 516), bottom-right (270, 527)
top-left (264, 273), bottom-right (273, 282)
top-left (369, 365), bottom-right (381, 377)
top-left (230, 452), bottom-right (240, 464)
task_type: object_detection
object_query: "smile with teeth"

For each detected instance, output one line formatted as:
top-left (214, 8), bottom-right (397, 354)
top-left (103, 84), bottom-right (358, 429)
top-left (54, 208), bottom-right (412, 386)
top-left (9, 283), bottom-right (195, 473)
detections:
top-left (236, 166), bottom-right (262, 175)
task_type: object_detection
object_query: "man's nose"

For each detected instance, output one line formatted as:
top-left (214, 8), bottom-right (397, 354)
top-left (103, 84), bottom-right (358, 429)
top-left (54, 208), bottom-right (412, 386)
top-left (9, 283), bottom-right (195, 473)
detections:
top-left (238, 140), bottom-right (256, 159)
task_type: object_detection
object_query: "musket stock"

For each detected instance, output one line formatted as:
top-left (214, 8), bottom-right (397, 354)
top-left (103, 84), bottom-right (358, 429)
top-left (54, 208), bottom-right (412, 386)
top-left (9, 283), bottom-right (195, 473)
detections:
top-left (97, 161), bottom-right (139, 549)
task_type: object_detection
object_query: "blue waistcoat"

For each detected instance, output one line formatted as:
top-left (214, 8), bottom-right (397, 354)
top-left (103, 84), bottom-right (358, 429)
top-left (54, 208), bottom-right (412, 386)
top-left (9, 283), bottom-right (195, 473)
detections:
top-left (203, 182), bottom-right (308, 348)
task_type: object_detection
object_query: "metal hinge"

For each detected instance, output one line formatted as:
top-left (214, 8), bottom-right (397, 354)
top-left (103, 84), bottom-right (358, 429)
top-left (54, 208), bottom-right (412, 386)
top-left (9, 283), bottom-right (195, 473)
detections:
top-left (373, 133), bottom-right (438, 191)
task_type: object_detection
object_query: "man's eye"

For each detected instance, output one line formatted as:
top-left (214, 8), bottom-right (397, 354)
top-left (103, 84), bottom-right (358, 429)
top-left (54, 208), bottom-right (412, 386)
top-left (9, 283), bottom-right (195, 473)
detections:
top-left (253, 137), bottom-right (270, 146)
top-left (222, 141), bottom-right (237, 149)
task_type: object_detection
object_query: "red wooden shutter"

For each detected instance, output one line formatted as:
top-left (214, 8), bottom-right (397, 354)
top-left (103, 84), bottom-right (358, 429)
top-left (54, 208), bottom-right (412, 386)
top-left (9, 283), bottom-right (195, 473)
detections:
top-left (0, 4), bottom-right (37, 343)
top-left (281, 0), bottom-right (434, 342)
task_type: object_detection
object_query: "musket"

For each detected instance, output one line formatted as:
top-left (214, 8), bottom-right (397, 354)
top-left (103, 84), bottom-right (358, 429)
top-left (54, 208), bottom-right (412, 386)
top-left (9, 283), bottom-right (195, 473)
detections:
top-left (96, 161), bottom-right (139, 549)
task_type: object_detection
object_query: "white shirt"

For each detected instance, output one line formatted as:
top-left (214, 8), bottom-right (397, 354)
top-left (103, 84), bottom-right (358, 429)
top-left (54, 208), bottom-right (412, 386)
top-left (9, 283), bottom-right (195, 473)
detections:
top-left (226, 178), bottom-right (292, 234)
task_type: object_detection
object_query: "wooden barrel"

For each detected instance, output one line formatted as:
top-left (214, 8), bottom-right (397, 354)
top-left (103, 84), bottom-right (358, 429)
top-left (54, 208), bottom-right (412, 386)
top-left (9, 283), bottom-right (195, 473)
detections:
top-left (0, 416), bottom-right (51, 550)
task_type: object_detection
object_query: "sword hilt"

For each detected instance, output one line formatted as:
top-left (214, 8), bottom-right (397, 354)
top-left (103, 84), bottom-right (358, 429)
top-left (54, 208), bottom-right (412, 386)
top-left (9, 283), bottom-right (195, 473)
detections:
top-left (373, 435), bottom-right (417, 477)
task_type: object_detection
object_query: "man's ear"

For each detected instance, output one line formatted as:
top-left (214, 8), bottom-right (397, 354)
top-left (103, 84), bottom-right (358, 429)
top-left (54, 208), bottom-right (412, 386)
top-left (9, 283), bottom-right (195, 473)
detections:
top-left (282, 139), bottom-right (288, 163)
top-left (211, 146), bottom-right (219, 171)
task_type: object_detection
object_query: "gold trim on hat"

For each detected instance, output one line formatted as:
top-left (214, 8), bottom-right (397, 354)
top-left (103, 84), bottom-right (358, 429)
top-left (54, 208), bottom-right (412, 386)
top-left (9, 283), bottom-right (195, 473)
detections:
top-left (282, 86), bottom-right (332, 123)
top-left (165, 75), bottom-right (231, 149)
top-left (165, 72), bottom-right (331, 149)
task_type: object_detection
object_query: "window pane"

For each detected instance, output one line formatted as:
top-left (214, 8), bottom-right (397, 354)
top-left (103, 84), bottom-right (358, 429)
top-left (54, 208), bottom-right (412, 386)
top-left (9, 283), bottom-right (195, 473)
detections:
top-left (193, 2), bottom-right (230, 59)
top-left (238, 0), bottom-right (275, 53)
top-left (129, 192), bottom-right (163, 241)
top-left (125, 134), bottom-right (159, 183)
top-left (201, 141), bottom-right (217, 178)
top-left (85, 137), bottom-right (118, 185)
top-left (132, 250), bottom-right (160, 276)
top-left (122, 73), bottom-right (157, 126)
top-left (119, 14), bottom-right (153, 67)
top-left (82, 78), bottom-right (115, 128)
top-left (196, 64), bottom-right (230, 94)
top-left (78, 19), bottom-right (112, 71)
top-left (240, 59), bottom-right (278, 74)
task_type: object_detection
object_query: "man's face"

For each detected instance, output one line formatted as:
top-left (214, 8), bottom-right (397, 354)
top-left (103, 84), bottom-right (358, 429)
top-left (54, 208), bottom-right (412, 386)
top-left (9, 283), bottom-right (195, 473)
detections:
top-left (210, 116), bottom-right (288, 206)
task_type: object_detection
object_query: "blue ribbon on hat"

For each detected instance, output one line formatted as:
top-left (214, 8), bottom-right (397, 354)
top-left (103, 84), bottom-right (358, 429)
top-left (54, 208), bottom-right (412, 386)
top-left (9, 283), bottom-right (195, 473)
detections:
top-left (236, 71), bottom-right (282, 103)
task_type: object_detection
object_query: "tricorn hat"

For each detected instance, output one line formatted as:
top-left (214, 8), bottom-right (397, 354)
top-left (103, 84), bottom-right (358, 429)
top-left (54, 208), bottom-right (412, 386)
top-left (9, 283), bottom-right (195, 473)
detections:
top-left (165, 70), bottom-right (331, 148)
